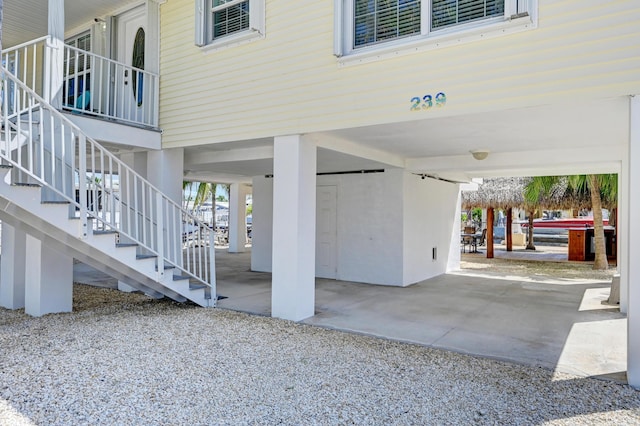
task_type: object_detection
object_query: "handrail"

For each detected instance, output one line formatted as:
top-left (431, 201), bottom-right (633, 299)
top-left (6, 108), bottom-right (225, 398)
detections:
top-left (2, 36), bottom-right (159, 128)
top-left (1, 66), bottom-right (214, 301)
top-left (2, 36), bottom-right (50, 52)
top-left (62, 43), bottom-right (159, 127)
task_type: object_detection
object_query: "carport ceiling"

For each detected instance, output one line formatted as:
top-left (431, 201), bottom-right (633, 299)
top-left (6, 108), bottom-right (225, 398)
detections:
top-left (183, 97), bottom-right (628, 182)
top-left (317, 96), bottom-right (628, 158)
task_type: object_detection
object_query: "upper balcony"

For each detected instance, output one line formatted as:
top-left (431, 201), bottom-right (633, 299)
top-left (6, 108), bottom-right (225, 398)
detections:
top-left (2, 0), bottom-right (161, 149)
top-left (2, 36), bottom-right (159, 129)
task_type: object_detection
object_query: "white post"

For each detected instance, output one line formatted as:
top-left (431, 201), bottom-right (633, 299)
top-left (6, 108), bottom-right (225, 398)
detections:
top-left (147, 0), bottom-right (161, 126)
top-left (628, 95), bottom-right (640, 389)
top-left (156, 192), bottom-right (165, 280)
top-left (47, 0), bottom-right (64, 109)
top-left (24, 235), bottom-right (73, 316)
top-left (228, 182), bottom-right (250, 253)
top-left (619, 162), bottom-right (628, 313)
top-left (209, 231), bottom-right (216, 306)
top-left (78, 134), bottom-right (88, 238)
top-left (271, 135), bottom-right (317, 321)
top-left (0, 224), bottom-right (27, 309)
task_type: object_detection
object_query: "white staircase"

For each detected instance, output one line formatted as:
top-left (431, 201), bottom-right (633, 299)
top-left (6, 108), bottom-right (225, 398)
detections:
top-left (0, 62), bottom-right (216, 312)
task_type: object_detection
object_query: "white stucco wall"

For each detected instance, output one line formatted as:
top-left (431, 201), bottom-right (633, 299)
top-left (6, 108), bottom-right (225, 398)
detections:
top-left (250, 176), bottom-right (273, 272)
top-left (402, 174), bottom-right (460, 285)
top-left (252, 169), bottom-right (448, 286)
top-left (320, 170), bottom-right (404, 286)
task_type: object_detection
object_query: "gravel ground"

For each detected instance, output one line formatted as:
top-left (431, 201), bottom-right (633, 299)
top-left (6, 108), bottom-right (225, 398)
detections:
top-left (1, 284), bottom-right (639, 425)
top-left (461, 253), bottom-right (616, 282)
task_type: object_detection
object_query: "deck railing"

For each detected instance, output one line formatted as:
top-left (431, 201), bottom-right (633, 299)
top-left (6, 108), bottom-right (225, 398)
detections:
top-left (2, 36), bottom-right (159, 128)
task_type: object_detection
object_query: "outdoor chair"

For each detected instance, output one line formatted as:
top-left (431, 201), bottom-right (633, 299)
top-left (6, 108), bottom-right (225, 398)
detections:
top-left (478, 228), bottom-right (487, 246)
top-left (461, 226), bottom-right (476, 253)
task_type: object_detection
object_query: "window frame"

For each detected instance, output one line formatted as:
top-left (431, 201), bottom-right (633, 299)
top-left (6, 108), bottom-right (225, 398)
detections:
top-left (195, 0), bottom-right (265, 51)
top-left (335, 0), bottom-right (537, 64)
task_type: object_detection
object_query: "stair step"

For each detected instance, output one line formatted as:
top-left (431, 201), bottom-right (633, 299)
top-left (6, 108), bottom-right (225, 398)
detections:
top-left (93, 230), bottom-right (118, 235)
top-left (190, 283), bottom-right (208, 291)
top-left (156, 264), bottom-right (175, 271)
top-left (42, 200), bottom-right (70, 204)
top-left (0, 164), bottom-right (13, 169)
top-left (173, 274), bottom-right (191, 281)
top-left (116, 243), bottom-right (138, 248)
top-left (13, 182), bottom-right (40, 187)
top-left (136, 254), bottom-right (157, 260)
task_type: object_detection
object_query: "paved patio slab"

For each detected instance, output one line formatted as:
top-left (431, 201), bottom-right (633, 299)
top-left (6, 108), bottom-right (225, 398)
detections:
top-left (73, 246), bottom-right (627, 382)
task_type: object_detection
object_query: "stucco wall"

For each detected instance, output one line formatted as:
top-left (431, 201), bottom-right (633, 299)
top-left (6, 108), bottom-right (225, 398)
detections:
top-left (321, 170), bottom-right (404, 286)
top-left (159, 0), bottom-right (640, 148)
top-left (402, 173), bottom-right (460, 285)
top-left (250, 170), bottom-right (406, 285)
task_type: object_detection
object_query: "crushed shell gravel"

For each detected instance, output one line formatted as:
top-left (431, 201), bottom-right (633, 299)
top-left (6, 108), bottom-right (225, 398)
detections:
top-left (0, 284), bottom-right (638, 425)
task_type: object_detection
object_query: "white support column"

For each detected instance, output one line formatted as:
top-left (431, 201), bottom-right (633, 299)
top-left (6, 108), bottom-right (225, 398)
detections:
top-left (619, 163), bottom-right (628, 314)
top-left (118, 152), bottom-right (148, 292)
top-left (0, 224), bottom-right (27, 309)
top-left (147, 148), bottom-right (184, 205)
top-left (628, 95), bottom-right (640, 388)
top-left (228, 183), bottom-right (250, 253)
top-left (24, 235), bottom-right (73, 317)
top-left (47, 0), bottom-right (64, 109)
top-left (271, 135), bottom-right (317, 321)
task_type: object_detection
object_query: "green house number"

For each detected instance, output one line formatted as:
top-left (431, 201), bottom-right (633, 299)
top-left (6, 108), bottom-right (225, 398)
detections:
top-left (410, 92), bottom-right (447, 111)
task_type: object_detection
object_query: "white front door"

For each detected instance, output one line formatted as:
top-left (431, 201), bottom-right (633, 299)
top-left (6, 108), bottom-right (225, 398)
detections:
top-left (316, 186), bottom-right (338, 279)
top-left (116, 6), bottom-right (146, 122)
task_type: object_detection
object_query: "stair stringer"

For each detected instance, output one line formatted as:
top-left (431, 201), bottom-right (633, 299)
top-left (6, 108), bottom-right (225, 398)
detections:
top-left (0, 177), bottom-right (211, 307)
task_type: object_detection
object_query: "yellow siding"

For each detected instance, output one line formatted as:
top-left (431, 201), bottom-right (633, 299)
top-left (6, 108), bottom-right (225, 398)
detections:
top-left (159, 0), bottom-right (640, 148)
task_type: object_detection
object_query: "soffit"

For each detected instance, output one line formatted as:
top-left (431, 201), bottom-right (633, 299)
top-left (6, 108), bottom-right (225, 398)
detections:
top-left (3, 0), bottom-right (141, 48)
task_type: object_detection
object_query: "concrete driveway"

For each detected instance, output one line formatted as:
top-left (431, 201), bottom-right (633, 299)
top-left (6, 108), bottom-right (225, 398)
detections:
top-left (73, 246), bottom-right (626, 382)
top-left (211, 249), bottom-right (626, 382)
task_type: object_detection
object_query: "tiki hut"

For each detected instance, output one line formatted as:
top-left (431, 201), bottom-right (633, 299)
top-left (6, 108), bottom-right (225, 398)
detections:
top-left (461, 176), bottom-right (616, 257)
top-left (462, 177), bottom-right (529, 211)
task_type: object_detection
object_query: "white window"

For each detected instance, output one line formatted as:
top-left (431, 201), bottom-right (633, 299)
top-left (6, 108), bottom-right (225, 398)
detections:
top-left (195, 0), bottom-right (265, 50)
top-left (336, 0), bottom-right (536, 62)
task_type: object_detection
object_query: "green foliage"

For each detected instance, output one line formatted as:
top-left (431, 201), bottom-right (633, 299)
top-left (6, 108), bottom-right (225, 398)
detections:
top-left (183, 181), bottom-right (217, 208)
top-left (471, 208), bottom-right (482, 223)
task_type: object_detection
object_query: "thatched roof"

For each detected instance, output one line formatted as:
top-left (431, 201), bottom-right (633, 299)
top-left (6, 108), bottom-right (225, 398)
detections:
top-left (461, 177), bottom-right (596, 210)
top-left (461, 177), bottom-right (528, 210)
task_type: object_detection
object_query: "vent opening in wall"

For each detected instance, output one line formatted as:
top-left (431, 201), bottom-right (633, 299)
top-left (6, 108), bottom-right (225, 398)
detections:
top-left (432, 247), bottom-right (437, 261)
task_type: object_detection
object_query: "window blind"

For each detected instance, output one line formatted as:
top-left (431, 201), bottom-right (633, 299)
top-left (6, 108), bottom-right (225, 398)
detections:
top-left (432, 0), bottom-right (504, 30)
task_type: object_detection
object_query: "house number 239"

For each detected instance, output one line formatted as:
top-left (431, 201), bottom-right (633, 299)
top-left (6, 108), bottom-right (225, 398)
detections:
top-left (410, 92), bottom-right (447, 111)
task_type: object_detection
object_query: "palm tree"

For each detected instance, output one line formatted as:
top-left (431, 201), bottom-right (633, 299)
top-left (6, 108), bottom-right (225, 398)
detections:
top-left (524, 174), bottom-right (617, 270)
top-left (183, 181), bottom-right (217, 208)
top-left (567, 174), bottom-right (617, 270)
top-left (183, 181), bottom-right (217, 227)
top-left (523, 176), bottom-right (561, 251)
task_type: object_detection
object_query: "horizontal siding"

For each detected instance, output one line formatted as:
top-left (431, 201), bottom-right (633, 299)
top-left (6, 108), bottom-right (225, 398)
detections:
top-left (159, 0), bottom-right (640, 148)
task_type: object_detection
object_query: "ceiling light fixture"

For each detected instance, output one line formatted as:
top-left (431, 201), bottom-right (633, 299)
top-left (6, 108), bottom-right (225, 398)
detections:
top-left (470, 150), bottom-right (489, 161)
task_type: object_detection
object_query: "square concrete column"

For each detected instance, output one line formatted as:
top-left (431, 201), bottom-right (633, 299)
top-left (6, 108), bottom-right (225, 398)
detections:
top-left (46, 0), bottom-right (65, 109)
top-left (24, 235), bottom-right (73, 317)
top-left (147, 148), bottom-right (184, 205)
top-left (628, 96), bottom-right (640, 389)
top-left (228, 183), bottom-right (250, 253)
top-left (0, 224), bottom-right (27, 309)
top-left (271, 135), bottom-right (317, 321)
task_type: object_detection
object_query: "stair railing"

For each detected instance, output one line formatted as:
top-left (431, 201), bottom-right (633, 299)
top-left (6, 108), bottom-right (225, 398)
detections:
top-left (1, 66), bottom-right (215, 302)
top-left (2, 36), bottom-right (159, 128)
